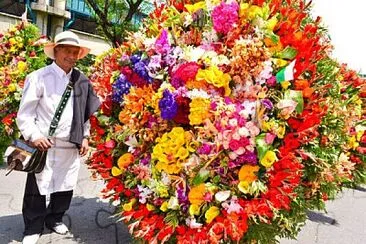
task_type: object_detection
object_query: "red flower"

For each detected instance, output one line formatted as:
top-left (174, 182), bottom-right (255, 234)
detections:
top-left (173, 96), bottom-right (191, 124)
top-left (1, 112), bottom-right (16, 126)
top-left (171, 62), bottom-right (200, 88)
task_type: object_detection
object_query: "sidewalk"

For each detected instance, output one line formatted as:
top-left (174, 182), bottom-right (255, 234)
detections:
top-left (1, 162), bottom-right (366, 244)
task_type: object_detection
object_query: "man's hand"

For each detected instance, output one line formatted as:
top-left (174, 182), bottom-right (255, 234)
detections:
top-left (32, 138), bottom-right (53, 151)
top-left (79, 138), bottom-right (89, 156)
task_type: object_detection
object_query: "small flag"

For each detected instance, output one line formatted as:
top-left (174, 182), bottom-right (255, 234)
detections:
top-left (276, 60), bottom-right (296, 83)
top-left (21, 7), bottom-right (28, 24)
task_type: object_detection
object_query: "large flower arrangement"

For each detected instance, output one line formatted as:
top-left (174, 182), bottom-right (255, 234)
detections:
top-left (88, 0), bottom-right (365, 242)
top-left (0, 22), bottom-right (48, 139)
top-left (0, 21), bottom-right (48, 163)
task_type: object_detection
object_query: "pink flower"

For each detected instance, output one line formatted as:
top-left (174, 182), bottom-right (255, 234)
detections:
top-left (266, 76), bottom-right (277, 87)
top-left (229, 139), bottom-right (241, 151)
top-left (265, 133), bottom-right (276, 144)
top-left (211, 1), bottom-right (239, 35)
top-left (155, 29), bottom-right (171, 54)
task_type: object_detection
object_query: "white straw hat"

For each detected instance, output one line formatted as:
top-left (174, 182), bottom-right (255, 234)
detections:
top-left (44, 31), bottom-right (91, 60)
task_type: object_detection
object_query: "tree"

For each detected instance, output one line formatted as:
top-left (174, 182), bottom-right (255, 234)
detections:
top-left (85, 0), bottom-right (145, 47)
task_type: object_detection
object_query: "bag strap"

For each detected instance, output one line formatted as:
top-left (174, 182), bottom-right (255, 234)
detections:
top-left (48, 69), bottom-right (79, 137)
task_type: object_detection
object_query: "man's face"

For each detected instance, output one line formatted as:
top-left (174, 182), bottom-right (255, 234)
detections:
top-left (54, 45), bottom-right (80, 72)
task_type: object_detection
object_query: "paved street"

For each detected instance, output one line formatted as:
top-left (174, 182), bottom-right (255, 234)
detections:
top-left (1, 162), bottom-right (366, 244)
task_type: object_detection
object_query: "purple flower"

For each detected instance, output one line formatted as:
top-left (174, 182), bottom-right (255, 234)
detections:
top-left (140, 154), bottom-right (151, 166)
top-left (266, 76), bottom-right (277, 87)
top-left (262, 99), bottom-right (273, 110)
top-left (197, 143), bottom-right (212, 155)
top-left (112, 73), bottom-right (131, 103)
top-left (155, 29), bottom-right (171, 55)
top-left (133, 60), bottom-right (152, 82)
top-left (130, 53), bottom-right (142, 64)
top-left (237, 151), bottom-right (258, 166)
top-left (159, 89), bottom-right (178, 120)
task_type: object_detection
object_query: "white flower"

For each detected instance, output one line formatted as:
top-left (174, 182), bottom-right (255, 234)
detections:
top-left (161, 172), bottom-right (171, 185)
top-left (221, 197), bottom-right (243, 214)
top-left (240, 100), bottom-right (256, 118)
top-left (183, 13), bottom-right (193, 27)
top-left (137, 185), bottom-right (153, 204)
top-left (238, 127), bottom-right (250, 137)
top-left (125, 135), bottom-right (138, 153)
top-left (182, 46), bottom-right (206, 62)
top-left (229, 118), bottom-right (238, 127)
top-left (186, 217), bottom-right (203, 229)
top-left (215, 190), bottom-right (231, 202)
top-left (168, 196), bottom-right (180, 210)
top-left (187, 88), bottom-right (210, 99)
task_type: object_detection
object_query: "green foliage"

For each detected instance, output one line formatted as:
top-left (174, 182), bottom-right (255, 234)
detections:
top-left (76, 53), bottom-right (96, 76)
top-left (85, 0), bottom-right (146, 46)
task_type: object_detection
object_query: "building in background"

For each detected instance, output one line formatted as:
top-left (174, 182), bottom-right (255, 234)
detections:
top-left (0, 0), bottom-right (153, 56)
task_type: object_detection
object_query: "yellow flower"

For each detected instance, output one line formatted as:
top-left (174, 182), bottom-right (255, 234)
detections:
top-left (185, 1), bottom-right (206, 14)
top-left (9, 38), bottom-right (16, 45)
top-left (238, 165), bottom-right (259, 183)
top-left (8, 83), bottom-right (17, 92)
top-left (260, 150), bottom-right (278, 168)
top-left (261, 120), bottom-right (275, 131)
top-left (276, 125), bottom-right (286, 139)
top-left (160, 201), bottom-right (168, 212)
top-left (238, 180), bottom-right (251, 194)
top-left (17, 61), bottom-right (27, 72)
top-left (266, 16), bottom-right (278, 31)
top-left (187, 141), bottom-right (200, 152)
top-left (348, 136), bottom-right (359, 150)
top-left (205, 206), bottom-right (220, 224)
top-left (189, 98), bottom-right (211, 125)
top-left (123, 198), bottom-right (137, 211)
top-left (272, 58), bottom-right (288, 68)
top-left (152, 127), bottom-right (190, 175)
top-left (188, 184), bottom-right (206, 206)
top-left (356, 129), bottom-right (365, 141)
top-left (189, 204), bottom-right (201, 216)
top-left (196, 66), bottom-right (231, 96)
top-left (147, 204), bottom-right (155, 211)
top-left (176, 147), bottom-right (189, 159)
top-left (247, 6), bottom-right (263, 20)
top-left (111, 166), bottom-right (123, 176)
top-left (281, 81), bottom-right (291, 89)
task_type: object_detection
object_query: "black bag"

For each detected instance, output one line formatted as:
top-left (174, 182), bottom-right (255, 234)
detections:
top-left (5, 69), bottom-right (78, 176)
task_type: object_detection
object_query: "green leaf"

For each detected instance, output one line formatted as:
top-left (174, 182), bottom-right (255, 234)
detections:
top-left (192, 168), bottom-right (210, 186)
top-left (265, 31), bottom-right (279, 44)
top-left (255, 134), bottom-right (270, 160)
top-left (285, 90), bottom-right (304, 113)
top-left (276, 46), bottom-right (298, 60)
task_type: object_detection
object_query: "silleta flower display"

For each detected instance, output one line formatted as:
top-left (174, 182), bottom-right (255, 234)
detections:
top-left (86, 0), bottom-right (364, 243)
top-left (0, 22), bottom-right (48, 155)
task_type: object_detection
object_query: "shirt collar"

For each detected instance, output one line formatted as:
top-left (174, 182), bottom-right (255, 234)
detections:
top-left (51, 62), bottom-right (73, 80)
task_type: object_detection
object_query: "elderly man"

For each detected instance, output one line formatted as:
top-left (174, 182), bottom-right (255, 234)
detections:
top-left (16, 31), bottom-right (100, 244)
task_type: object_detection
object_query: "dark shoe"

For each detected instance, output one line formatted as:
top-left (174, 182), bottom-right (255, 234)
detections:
top-left (46, 222), bottom-right (69, 235)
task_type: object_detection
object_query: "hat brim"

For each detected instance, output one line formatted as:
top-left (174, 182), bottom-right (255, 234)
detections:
top-left (44, 42), bottom-right (91, 60)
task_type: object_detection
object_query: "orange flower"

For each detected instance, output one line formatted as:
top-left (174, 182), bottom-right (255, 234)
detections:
top-left (294, 79), bottom-right (309, 90)
top-left (188, 184), bottom-right (206, 206)
top-left (118, 153), bottom-right (135, 168)
top-left (302, 87), bottom-right (314, 98)
top-left (238, 165), bottom-right (259, 183)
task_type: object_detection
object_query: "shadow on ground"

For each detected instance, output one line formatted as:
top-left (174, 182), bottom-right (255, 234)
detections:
top-left (0, 196), bottom-right (132, 244)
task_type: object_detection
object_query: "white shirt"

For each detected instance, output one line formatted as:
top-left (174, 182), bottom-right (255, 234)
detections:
top-left (16, 62), bottom-right (89, 195)
top-left (17, 62), bottom-right (90, 141)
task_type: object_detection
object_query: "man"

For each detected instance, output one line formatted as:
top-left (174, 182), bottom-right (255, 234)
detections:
top-left (16, 31), bottom-right (100, 244)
